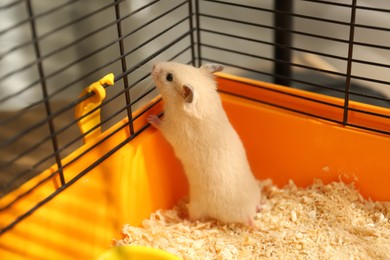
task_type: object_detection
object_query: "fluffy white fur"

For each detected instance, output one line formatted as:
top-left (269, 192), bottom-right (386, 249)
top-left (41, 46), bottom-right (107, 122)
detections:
top-left (149, 61), bottom-right (260, 225)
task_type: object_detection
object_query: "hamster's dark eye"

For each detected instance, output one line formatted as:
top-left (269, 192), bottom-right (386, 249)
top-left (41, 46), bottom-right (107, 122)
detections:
top-left (166, 73), bottom-right (173, 82)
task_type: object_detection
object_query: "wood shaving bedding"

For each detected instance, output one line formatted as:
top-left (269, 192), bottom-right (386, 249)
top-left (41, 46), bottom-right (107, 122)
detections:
top-left (114, 179), bottom-right (390, 259)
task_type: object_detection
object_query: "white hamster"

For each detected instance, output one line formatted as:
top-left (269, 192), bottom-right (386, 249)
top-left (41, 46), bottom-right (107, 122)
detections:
top-left (148, 61), bottom-right (260, 225)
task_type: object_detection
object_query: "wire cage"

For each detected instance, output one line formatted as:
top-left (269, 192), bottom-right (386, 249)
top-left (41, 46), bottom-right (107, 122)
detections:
top-left (1, 0), bottom-right (389, 259)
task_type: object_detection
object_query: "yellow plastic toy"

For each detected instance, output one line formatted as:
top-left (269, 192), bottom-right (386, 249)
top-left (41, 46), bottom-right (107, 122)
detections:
top-left (74, 73), bottom-right (115, 144)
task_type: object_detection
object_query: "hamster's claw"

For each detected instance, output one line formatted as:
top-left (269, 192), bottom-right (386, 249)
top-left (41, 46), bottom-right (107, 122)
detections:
top-left (247, 216), bottom-right (255, 228)
top-left (147, 114), bottom-right (161, 129)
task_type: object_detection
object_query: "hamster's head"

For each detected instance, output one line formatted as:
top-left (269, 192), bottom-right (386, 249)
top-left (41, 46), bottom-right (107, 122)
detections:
top-left (151, 61), bottom-right (224, 118)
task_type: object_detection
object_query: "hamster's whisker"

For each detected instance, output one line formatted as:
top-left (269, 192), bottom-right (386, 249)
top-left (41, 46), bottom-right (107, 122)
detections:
top-left (143, 78), bottom-right (155, 92)
top-left (131, 78), bottom-right (155, 100)
top-left (141, 78), bottom-right (153, 89)
top-left (133, 67), bottom-right (150, 73)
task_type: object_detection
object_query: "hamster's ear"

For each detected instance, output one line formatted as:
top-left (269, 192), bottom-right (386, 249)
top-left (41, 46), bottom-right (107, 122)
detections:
top-left (182, 83), bottom-right (202, 118)
top-left (182, 84), bottom-right (194, 103)
top-left (200, 64), bottom-right (224, 74)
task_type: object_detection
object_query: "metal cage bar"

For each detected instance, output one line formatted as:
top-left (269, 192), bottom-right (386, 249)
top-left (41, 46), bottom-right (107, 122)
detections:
top-left (25, 0), bottom-right (65, 185)
top-left (273, 0), bottom-right (293, 86)
top-left (343, 0), bottom-right (357, 124)
top-left (114, 0), bottom-right (135, 135)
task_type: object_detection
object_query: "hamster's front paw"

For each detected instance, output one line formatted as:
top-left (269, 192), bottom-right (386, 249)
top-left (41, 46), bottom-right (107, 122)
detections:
top-left (147, 114), bottom-right (161, 129)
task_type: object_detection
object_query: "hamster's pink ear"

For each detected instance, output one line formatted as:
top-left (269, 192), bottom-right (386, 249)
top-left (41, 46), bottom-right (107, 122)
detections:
top-left (200, 64), bottom-right (224, 74)
top-left (182, 84), bottom-right (194, 103)
top-left (182, 83), bottom-right (202, 118)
